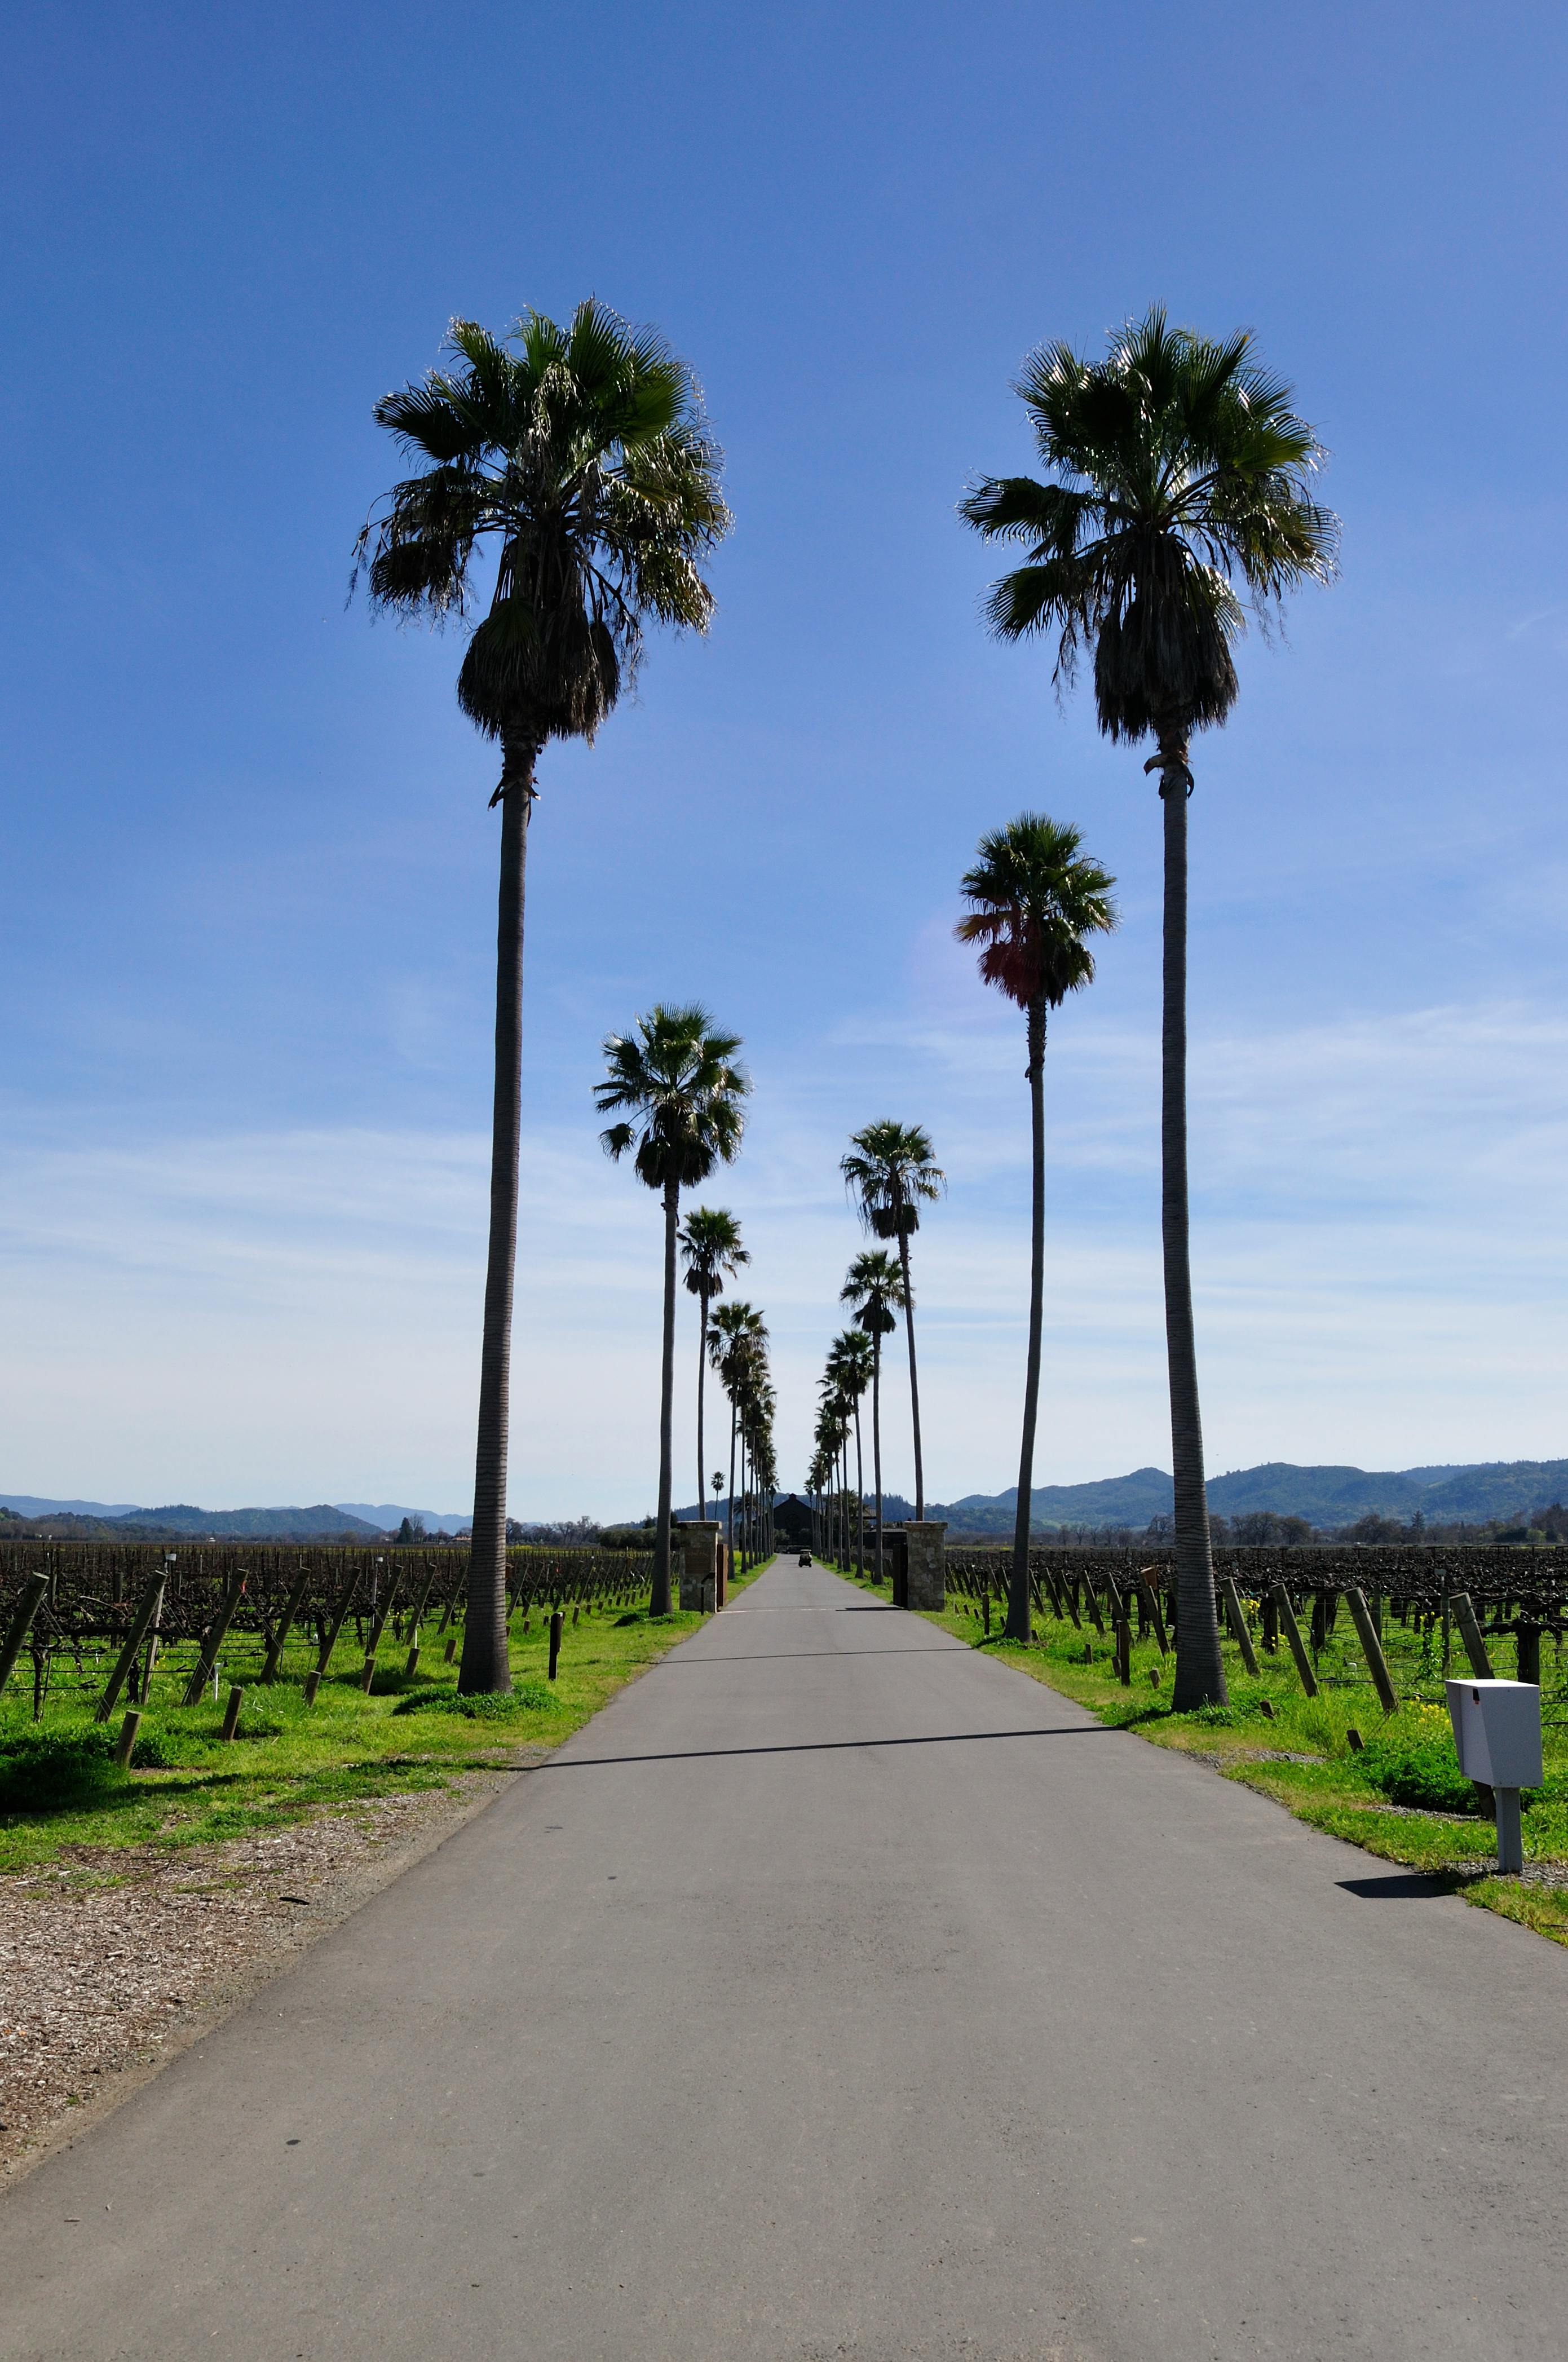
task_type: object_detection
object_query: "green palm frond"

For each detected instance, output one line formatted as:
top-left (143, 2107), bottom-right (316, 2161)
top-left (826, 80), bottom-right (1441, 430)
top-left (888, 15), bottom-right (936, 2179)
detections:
top-left (962, 306), bottom-right (1337, 741)
top-left (355, 300), bottom-right (731, 765)
top-left (680, 1206), bottom-right (749, 1300)
top-left (956, 812), bottom-right (1119, 1011)
top-left (595, 1003), bottom-right (750, 1195)
top-left (841, 1247), bottom-right (904, 1334)
top-left (841, 1120), bottom-right (944, 1243)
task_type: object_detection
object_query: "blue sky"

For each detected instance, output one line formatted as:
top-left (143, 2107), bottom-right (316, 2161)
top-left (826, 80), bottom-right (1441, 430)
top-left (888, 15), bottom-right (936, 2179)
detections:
top-left (3, 1), bottom-right (1566, 1516)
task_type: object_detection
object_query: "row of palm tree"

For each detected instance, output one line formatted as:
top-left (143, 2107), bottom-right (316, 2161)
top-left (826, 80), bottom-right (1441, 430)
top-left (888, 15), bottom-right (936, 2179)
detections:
top-left (802, 1129), bottom-right (938, 1579)
top-left (594, 1004), bottom-right (750, 1617)
top-left (709, 1297), bottom-right (775, 1569)
top-left (358, 295), bottom-right (1335, 1708)
top-left (810, 1328), bottom-right (873, 1573)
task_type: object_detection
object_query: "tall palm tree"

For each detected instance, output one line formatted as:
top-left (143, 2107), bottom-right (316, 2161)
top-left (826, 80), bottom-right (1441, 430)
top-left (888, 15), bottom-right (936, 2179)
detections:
top-left (841, 1248), bottom-right (904, 1582)
top-left (957, 814), bottom-right (1118, 1641)
top-left (357, 303), bottom-right (729, 1691)
top-left (679, 1207), bottom-right (749, 1525)
top-left (597, 1005), bottom-right (749, 1614)
top-left (962, 309), bottom-right (1336, 1710)
top-left (710, 1300), bottom-right (765, 1565)
top-left (841, 1123), bottom-right (944, 1521)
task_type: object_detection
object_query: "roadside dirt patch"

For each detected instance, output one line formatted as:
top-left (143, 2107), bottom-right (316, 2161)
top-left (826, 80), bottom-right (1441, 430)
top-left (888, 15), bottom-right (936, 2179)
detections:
top-left (0, 1761), bottom-right (536, 2184)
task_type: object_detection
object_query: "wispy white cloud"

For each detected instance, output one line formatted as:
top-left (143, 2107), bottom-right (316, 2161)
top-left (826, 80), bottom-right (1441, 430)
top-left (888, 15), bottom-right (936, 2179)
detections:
top-left (2, 992), bottom-right (1563, 1515)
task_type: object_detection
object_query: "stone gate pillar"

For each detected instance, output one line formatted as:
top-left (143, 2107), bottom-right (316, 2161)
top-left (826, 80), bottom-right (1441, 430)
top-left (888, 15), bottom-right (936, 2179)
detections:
top-left (678, 1521), bottom-right (721, 1613)
top-left (901, 1521), bottom-right (947, 1611)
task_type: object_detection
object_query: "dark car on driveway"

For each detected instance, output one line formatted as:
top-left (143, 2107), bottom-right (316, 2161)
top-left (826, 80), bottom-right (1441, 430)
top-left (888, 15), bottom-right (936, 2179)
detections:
top-left (798, 1550), bottom-right (811, 1566)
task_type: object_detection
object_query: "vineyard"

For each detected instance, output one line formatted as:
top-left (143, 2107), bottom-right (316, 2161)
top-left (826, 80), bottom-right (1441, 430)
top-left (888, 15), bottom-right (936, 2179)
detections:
top-left (944, 1543), bottom-right (1568, 1703)
top-left (0, 1539), bottom-right (656, 1733)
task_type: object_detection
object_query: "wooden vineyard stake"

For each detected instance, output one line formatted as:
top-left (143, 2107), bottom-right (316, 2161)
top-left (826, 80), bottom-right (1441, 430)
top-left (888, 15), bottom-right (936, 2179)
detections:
top-left (95, 1573), bottom-right (166, 1723)
top-left (1261, 1588), bottom-right (1279, 1653)
top-left (1136, 1570), bottom-right (1169, 1655)
top-left (401, 1563), bottom-right (442, 1678)
top-left (1115, 1615), bottom-right (1132, 1686)
top-left (261, 1565), bottom-right (316, 1683)
top-left (303, 1670), bottom-right (321, 1706)
top-left (1517, 1624), bottom-right (1542, 1686)
top-left (220, 1685), bottom-right (244, 1741)
top-left (1345, 1587), bottom-right (1399, 1716)
top-left (0, 1574), bottom-right (49, 1702)
top-left (1082, 1578), bottom-right (1107, 1637)
top-left (1269, 1582), bottom-right (1319, 1698)
top-left (359, 1566), bottom-right (405, 1693)
top-left (1450, 1591), bottom-right (1494, 1680)
top-left (1221, 1578), bottom-right (1260, 1677)
top-left (182, 1571), bottom-right (248, 1708)
top-left (311, 1564), bottom-right (364, 1684)
top-left (548, 1610), bottom-right (563, 1683)
top-left (114, 1708), bottom-right (142, 1768)
top-left (982, 1592), bottom-right (991, 1637)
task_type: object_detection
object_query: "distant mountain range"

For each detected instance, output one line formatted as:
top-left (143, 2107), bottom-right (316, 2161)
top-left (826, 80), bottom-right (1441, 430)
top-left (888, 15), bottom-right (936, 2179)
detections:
top-left (0, 1496), bottom-right (470, 1539)
top-left (11, 1458), bottom-right (1568, 1546)
top-left (332, 1503), bottom-right (471, 1535)
top-left (922, 1458), bottom-right (1568, 1534)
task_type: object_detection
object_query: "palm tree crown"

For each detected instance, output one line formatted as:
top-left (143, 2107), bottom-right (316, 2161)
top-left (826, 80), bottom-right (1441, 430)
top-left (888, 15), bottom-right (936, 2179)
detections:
top-left (960, 307), bottom-right (1336, 745)
top-left (357, 303), bottom-right (730, 785)
top-left (681, 1207), bottom-right (749, 1305)
top-left (956, 814), bottom-right (1119, 1010)
top-left (840, 1248), bottom-right (905, 1336)
top-left (597, 1005), bottom-right (749, 1186)
top-left (841, 1122), bottom-right (944, 1246)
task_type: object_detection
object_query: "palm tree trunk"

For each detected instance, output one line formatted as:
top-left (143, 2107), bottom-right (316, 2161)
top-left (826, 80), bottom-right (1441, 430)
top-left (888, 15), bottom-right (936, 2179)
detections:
top-left (853, 1399), bottom-right (865, 1577)
top-left (1158, 740), bottom-right (1226, 1710)
top-left (696, 1291), bottom-right (709, 1534)
top-left (872, 1332), bottom-right (884, 1582)
top-left (898, 1224), bottom-right (925, 1521)
top-left (462, 756), bottom-right (535, 1694)
top-left (727, 1393), bottom-right (737, 1569)
top-left (652, 1177), bottom-right (679, 1617)
top-left (1008, 991), bottom-right (1047, 1643)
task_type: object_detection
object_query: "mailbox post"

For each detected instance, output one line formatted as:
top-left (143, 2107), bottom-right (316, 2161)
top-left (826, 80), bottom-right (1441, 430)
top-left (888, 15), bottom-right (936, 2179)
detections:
top-left (1446, 1678), bottom-right (1542, 1875)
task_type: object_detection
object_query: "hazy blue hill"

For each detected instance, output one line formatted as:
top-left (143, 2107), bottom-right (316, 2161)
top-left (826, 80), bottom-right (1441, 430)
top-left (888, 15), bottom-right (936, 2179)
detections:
top-left (1, 1493), bottom-right (142, 1518)
top-left (1415, 1460), bottom-right (1568, 1521)
top-left (122, 1504), bottom-right (384, 1539)
top-left (333, 1502), bottom-right (471, 1534)
top-left (1205, 1464), bottom-right (1435, 1522)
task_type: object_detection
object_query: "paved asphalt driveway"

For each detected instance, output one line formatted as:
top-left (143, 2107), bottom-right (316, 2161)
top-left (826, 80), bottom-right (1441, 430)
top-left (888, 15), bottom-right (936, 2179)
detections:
top-left (3, 1557), bottom-right (1566, 2359)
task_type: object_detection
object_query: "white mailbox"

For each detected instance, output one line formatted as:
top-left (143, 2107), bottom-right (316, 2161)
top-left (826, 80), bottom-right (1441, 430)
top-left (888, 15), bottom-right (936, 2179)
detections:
top-left (1445, 1679), bottom-right (1543, 1789)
